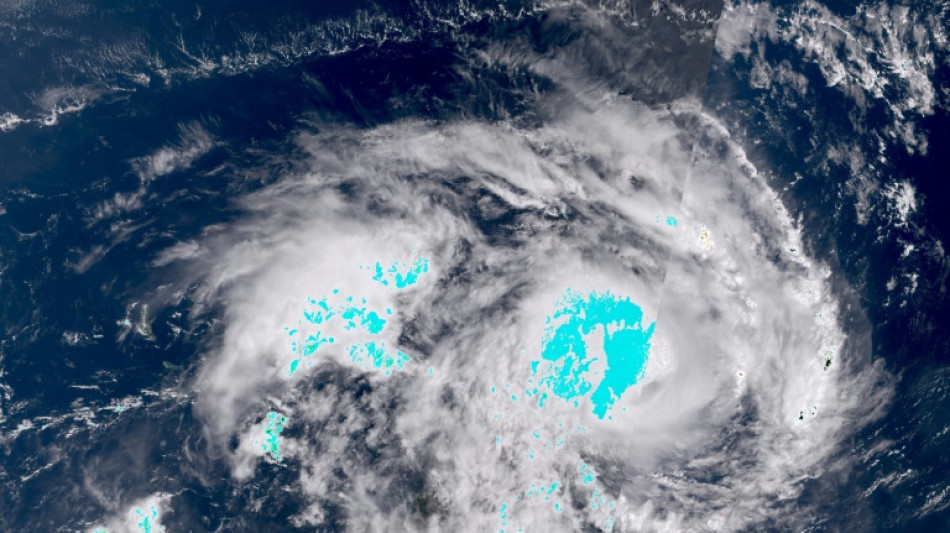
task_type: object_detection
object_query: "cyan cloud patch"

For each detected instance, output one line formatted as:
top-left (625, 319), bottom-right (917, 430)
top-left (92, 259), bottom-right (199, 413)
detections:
top-left (283, 255), bottom-right (429, 377)
top-left (533, 289), bottom-right (655, 419)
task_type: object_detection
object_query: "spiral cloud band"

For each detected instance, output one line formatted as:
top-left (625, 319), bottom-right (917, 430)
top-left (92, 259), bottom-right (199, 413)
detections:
top-left (175, 82), bottom-right (889, 531)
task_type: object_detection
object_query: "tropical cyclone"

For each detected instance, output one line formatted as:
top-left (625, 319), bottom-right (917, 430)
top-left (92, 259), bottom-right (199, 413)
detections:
top-left (0, 0), bottom-right (942, 530)
top-left (173, 77), bottom-right (889, 530)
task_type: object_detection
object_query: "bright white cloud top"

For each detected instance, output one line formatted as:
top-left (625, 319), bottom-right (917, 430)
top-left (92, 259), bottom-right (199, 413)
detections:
top-left (157, 75), bottom-right (893, 531)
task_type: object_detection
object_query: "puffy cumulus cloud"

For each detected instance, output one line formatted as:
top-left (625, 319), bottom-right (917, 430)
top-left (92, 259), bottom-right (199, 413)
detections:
top-left (716, 0), bottom-right (948, 154)
top-left (159, 58), bottom-right (891, 533)
top-left (86, 493), bottom-right (170, 533)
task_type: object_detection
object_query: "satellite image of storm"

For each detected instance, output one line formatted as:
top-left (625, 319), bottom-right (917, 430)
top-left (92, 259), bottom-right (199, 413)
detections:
top-left (1, 0), bottom-right (949, 531)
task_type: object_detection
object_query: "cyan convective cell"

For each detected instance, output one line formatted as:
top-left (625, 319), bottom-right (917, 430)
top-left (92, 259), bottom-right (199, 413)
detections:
top-left (134, 506), bottom-right (163, 533)
top-left (91, 504), bottom-right (166, 533)
top-left (495, 470), bottom-right (614, 530)
top-left (367, 257), bottom-right (430, 288)
top-left (665, 215), bottom-right (678, 227)
top-left (577, 463), bottom-right (617, 528)
top-left (284, 256), bottom-right (429, 377)
top-left (347, 341), bottom-right (410, 375)
top-left (263, 412), bottom-right (287, 462)
top-left (340, 305), bottom-right (387, 334)
top-left (534, 289), bottom-right (655, 419)
top-left (578, 462), bottom-right (597, 485)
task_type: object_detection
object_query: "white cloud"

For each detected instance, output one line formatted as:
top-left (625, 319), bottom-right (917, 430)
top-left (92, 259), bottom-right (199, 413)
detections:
top-left (131, 121), bottom-right (217, 183)
top-left (87, 493), bottom-right (169, 533)
top-left (158, 24), bottom-right (893, 532)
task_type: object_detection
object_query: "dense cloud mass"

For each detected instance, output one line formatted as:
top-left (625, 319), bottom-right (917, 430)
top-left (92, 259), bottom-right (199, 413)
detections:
top-left (1, 0), bottom-right (947, 531)
top-left (169, 69), bottom-right (890, 530)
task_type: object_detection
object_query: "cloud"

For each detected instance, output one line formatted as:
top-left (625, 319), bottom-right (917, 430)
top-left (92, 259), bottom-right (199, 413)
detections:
top-left (157, 30), bottom-right (892, 533)
top-left (86, 493), bottom-right (169, 533)
top-left (131, 121), bottom-right (218, 183)
top-left (716, 0), bottom-right (948, 154)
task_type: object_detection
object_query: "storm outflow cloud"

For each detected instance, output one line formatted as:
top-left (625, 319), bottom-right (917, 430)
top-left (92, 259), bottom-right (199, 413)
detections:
top-left (160, 61), bottom-right (892, 530)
